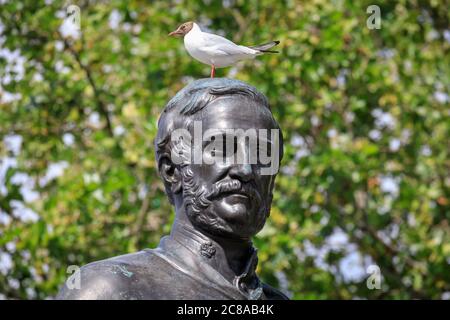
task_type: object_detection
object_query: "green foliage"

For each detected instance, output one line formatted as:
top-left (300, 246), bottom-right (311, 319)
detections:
top-left (0, 0), bottom-right (449, 299)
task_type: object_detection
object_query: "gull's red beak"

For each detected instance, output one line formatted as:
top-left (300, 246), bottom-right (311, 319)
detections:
top-left (168, 29), bottom-right (181, 36)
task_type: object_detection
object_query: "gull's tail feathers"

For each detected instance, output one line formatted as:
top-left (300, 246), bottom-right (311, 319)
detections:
top-left (250, 40), bottom-right (280, 53)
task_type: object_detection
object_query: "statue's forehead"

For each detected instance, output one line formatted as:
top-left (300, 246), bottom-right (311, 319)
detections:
top-left (199, 97), bottom-right (276, 130)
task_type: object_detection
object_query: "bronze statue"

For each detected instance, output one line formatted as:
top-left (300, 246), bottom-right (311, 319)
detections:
top-left (57, 78), bottom-right (287, 300)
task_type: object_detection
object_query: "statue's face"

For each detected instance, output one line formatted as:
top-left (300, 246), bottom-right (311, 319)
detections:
top-left (180, 97), bottom-right (280, 239)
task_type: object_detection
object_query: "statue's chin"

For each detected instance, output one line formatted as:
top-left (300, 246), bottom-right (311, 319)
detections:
top-left (186, 200), bottom-right (266, 240)
top-left (216, 198), bottom-right (250, 221)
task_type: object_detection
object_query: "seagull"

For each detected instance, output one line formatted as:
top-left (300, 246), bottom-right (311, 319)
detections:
top-left (169, 21), bottom-right (279, 78)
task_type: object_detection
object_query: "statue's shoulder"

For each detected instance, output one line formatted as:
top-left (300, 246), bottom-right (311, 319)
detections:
top-left (262, 283), bottom-right (290, 300)
top-left (56, 249), bottom-right (164, 300)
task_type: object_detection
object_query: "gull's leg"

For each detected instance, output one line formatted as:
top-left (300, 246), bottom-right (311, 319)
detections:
top-left (210, 65), bottom-right (215, 78)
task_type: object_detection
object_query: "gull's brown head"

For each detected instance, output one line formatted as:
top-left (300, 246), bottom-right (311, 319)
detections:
top-left (169, 21), bottom-right (194, 37)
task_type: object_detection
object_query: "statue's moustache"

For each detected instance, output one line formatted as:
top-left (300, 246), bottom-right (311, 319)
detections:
top-left (206, 179), bottom-right (261, 203)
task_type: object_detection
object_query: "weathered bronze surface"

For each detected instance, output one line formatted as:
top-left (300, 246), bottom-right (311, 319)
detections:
top-left (57, 78), bottom-right (287, 300)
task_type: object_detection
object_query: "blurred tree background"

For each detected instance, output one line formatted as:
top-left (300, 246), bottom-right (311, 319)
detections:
top-left (0, 0), bottom-right (449, 299)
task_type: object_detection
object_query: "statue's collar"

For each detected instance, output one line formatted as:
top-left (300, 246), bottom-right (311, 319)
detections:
top-left (161, 220), bottom-right (264, 300)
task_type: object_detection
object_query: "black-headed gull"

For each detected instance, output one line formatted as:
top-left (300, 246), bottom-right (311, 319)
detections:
top-left (169, 21), bottom-right (279, 78)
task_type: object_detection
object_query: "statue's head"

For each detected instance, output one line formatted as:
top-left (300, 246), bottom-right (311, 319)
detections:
top-left (155, 78), bottom-right (283, 240)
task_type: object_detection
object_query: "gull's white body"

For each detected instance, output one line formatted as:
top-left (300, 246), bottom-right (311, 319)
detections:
top-left (184, 23), bottom-right (261, 68)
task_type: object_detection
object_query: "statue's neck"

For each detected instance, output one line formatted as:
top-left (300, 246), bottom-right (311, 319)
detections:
top-left (170, 214), bottom-right (255, 283)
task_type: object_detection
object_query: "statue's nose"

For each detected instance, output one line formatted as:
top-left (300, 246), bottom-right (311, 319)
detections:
top-left (229, 163), bottom-right (254, 182)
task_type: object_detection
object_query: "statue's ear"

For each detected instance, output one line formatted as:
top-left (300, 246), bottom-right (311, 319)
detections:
top-left (159, 156), bottom-right (182, 194)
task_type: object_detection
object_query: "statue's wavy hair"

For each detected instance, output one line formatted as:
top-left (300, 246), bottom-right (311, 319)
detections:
top-left (155, 78), bottom-right (283, 204)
